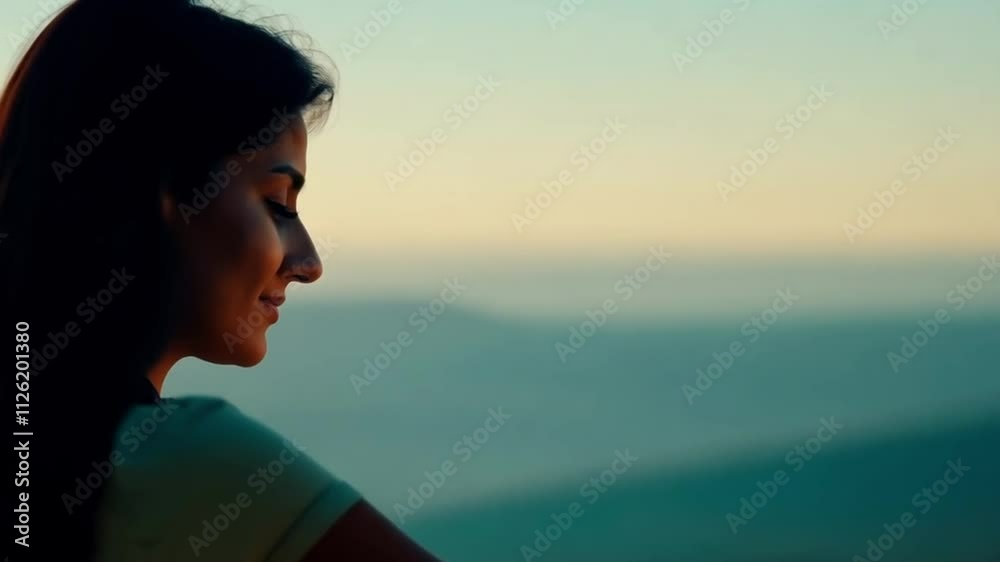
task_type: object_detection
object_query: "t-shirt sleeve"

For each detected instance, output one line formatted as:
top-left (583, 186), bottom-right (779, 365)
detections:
top-left (96, 397), bottom-right (362, 562)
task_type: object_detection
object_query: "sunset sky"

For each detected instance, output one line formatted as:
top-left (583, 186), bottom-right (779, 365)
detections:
top-left (4, 0), bottom-right (997, 264)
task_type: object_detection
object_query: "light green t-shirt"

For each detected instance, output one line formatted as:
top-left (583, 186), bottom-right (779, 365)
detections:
top-left (94, 396), bottom-right (361, 562)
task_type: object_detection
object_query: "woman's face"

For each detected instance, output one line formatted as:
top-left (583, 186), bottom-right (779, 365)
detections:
top-left (166, 114), bottom-right (323, 366)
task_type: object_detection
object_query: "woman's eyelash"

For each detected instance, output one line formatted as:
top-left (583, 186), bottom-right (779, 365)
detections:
top-left (265, 199), bottom-right (298, 219)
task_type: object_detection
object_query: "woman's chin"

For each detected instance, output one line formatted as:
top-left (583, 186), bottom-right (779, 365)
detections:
top-left (235, 339), bottom-right (267, 366)
top-left (207, 334), bottom-right (267, 367)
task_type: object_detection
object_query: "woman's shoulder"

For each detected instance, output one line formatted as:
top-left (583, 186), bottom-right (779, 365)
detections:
top-left (121, 395), bottom-right (292, 448)
top-left (116, 395), bottom-right (325, 489)
top-left (95, 395), bottom-right (362, 562)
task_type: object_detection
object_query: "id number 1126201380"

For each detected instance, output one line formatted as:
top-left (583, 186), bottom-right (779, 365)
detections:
top-left (14, 320), bottom-right (32, 549)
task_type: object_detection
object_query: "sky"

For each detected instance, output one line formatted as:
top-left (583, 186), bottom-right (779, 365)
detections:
top-left (3, 0), bottom-right (998, 267)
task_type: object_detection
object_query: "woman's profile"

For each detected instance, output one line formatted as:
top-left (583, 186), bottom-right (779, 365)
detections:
top-left (0, 0), bottom-right (439, 559)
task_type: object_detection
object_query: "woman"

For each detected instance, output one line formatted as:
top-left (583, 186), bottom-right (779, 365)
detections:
top-left (0, 0), bottom-right (439, 559)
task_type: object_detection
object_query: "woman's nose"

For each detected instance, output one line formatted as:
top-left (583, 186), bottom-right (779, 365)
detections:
top-left (282, 228), bottom-right (323, 284)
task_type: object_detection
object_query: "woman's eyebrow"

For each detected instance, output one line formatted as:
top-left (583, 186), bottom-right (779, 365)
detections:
top-left (270, 163), bottom-right (305, 191)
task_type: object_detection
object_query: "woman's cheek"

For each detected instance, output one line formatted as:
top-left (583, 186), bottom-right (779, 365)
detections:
top-left (253, 223), bottom-right (286, 286)
top-left (234, 202), bottom-right (284, 285)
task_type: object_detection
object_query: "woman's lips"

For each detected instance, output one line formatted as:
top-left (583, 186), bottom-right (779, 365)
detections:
top-left (258, 298), bottom-right (280, 323)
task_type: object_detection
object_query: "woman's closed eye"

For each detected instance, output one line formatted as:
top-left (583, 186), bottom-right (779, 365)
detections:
top-left (265, 199), bottom-right (299, 220)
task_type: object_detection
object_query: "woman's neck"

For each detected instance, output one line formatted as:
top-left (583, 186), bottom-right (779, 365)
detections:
top-left (147, 349), bottom-right (182, 394)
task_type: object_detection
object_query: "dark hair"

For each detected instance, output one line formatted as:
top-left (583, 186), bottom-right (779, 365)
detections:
top-left (0, 0), bottom-right (334, 557)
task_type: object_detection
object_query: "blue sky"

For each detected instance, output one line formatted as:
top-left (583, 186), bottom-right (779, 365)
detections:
top-left (4, 0), bottom-right (998, 266)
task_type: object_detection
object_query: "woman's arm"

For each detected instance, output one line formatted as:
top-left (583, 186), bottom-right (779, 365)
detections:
top-left (301, 500), bottom-right (441, 561)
